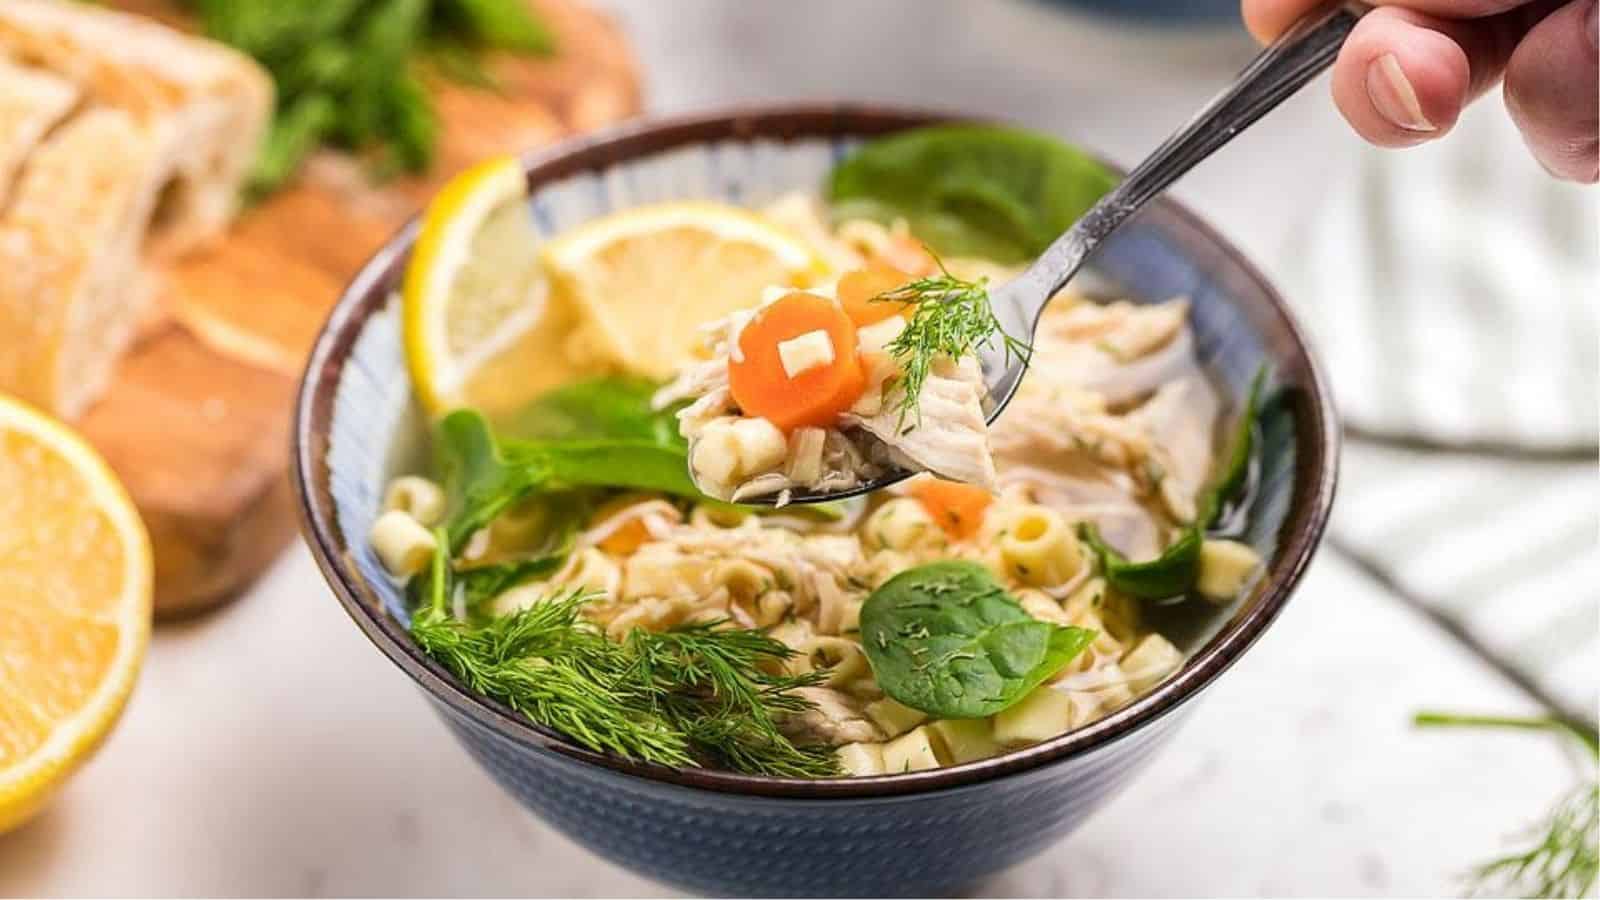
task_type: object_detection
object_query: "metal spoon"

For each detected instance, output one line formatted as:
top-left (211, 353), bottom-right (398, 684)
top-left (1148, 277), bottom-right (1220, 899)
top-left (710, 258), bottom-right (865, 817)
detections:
top-left (732, 1), bottom-right (1367, 506)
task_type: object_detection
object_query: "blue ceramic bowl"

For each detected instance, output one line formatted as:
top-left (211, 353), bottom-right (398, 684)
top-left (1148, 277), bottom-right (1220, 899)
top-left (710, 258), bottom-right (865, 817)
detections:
top-left (293, 105), bottom-right (1338, 897)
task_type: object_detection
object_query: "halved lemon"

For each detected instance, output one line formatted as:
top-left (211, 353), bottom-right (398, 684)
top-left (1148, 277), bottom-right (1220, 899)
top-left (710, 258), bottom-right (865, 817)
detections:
top-left (541, 202), bottom-right (826, 379)
top-left (0, 394), bottom-right (151, 833)
top-left (403, 156), bottom-right (552, 415)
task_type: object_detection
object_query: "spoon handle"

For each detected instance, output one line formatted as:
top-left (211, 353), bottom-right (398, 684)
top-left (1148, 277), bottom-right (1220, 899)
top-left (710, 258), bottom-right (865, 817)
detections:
top-left (1018, 1), bottom-right (1368, 308)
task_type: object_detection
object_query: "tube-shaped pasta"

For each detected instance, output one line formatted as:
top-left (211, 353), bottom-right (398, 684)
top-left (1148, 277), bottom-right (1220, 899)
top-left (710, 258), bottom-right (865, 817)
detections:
top-left (865, 696), bottom-right (928, 738)
top-left (996, 503), bottom-right (1083, 587)
top-left (929, 718), bottom-right (1001, 764)
top-left (1197, 539), bottom-right (1261, 602)
top-left (806, 636), bottom-right (871, 686)
top-left (382, 475), bottom-right (446, 526)
top-left (992, 686), bottom-right (1075, 746)
top-left (1120, 634), bottom-right (1183, 694)
top-left (863, 497), bottom-right (941, 554)
top-left (881, 725), bottom-right (945, 773)
top-left (835, 742), bottom-right (886, 777)
top-left (369, 510), bottom-right (436, 577)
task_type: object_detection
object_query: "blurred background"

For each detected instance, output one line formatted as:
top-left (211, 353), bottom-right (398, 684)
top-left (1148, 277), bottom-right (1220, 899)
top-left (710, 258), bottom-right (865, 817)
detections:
top-left (2, 0), bottom-right (1594, 895)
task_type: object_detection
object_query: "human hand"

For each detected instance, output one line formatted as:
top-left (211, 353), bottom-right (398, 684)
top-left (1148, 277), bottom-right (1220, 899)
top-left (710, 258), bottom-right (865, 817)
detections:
top-left (1243, 0), bottom-right (1599, 182)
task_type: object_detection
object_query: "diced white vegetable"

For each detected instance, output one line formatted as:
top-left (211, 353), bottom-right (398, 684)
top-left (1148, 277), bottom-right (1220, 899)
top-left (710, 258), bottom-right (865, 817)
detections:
top-left (929, 718), bottom-right (1000, 764)
top-left (1197, 539), bottom-right (1261, 601)
top-left (835, 742), bottom-right (886, 776)
top-left (882, 725), bottom-right (945, 772)
top-left (865, 697), bottom-right (928, 738)
top-left (992, 687), bottom-right (1075, 745)
top-left (777, 329), bottom-right (836, 378)
top-left (1120, 634), bottom-right (1183, 694)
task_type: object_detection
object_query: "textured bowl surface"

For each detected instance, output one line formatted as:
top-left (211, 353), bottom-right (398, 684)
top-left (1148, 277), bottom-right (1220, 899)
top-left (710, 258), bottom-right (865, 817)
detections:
top-left (293, 106), bottom-right (1338, 896)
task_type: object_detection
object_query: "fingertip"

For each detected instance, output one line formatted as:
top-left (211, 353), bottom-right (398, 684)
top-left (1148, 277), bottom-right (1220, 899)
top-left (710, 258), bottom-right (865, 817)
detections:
top-left (1331, 10), bottom-right (1471, 148)
top-left (1240, 0), bottom-right (1293, 45)
top-left (1503, 0), bottom-right (1600, 182)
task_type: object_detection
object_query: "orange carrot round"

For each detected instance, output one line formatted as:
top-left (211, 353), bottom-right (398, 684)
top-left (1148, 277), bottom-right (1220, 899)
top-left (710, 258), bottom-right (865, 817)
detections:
top-left (909, 478), bottom-right (994, 540)
top-left (837, 263), bottom-right (915, 327)
top-left (729, 292), bottom-right (865, 430)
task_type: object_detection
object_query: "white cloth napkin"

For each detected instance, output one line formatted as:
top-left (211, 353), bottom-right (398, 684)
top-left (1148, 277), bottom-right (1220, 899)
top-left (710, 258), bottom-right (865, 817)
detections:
top-left (1284, 103), bottom-right (1599, 723)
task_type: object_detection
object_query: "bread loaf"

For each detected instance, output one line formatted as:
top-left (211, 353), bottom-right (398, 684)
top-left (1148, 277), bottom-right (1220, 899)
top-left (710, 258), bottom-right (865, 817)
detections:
top-left (0, 0), bottom-right (271, 417)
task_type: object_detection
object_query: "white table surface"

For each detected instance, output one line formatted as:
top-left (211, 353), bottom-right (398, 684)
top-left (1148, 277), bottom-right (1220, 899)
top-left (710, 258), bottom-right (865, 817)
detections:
top-left (3, 1), bottom-right (1586, 895)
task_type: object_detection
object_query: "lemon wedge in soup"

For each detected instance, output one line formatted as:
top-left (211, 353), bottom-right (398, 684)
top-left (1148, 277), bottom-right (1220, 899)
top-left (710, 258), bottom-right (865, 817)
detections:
top-left (541, 202), bottom-right (825, 379)
top-left (403, 156), bottom-right (561, 416)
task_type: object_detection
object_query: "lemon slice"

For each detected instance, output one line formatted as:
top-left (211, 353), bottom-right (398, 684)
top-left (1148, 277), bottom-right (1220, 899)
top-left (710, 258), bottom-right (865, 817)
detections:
top-left (542, 202), bottom-right (825, 379)
top-left (0, 395), bottom-right (151, 833)
top-left (404, 156), bottom-right (551, 415)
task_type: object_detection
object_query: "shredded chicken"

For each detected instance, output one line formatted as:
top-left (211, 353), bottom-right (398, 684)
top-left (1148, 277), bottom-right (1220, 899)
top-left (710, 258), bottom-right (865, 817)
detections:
top-left (844, 356), bottom-right (996, 488)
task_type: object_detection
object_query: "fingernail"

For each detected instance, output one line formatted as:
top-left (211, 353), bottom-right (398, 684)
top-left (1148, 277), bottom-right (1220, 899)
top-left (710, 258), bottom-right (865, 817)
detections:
top-left (1366, 53), bottom-right (1435, 132)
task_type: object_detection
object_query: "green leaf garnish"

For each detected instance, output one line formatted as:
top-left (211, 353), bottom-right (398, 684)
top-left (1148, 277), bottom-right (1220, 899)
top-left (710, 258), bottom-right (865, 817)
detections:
top-left (1415, 712), bottom-right (1598, 898)
top-left (874, 257), bottom-right (1031, 430)
top-left (411, 561), bottom-right (838, 776)
top-left (1079, 523), bottom-right (1202, 601)
top-left (859, 561), bottom-right (1095, 718)
top-left (827, 125), bottom-right (1117, 263)
top-left (182, 0), bottom-right (556, 197)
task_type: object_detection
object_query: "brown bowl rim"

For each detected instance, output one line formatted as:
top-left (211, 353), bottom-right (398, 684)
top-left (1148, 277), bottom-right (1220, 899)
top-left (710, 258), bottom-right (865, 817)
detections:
top-left (292, 103), bottom-right (1340, 800)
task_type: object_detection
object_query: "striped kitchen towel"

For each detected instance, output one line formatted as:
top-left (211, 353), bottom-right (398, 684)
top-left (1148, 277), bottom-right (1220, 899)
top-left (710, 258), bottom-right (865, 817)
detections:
top-left (1283, 102), bottom-right (1599, 724)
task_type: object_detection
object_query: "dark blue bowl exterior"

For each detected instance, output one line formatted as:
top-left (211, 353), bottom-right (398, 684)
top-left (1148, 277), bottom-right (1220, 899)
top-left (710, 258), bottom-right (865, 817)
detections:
top-left (437, 699), bottom-right (1185, 896)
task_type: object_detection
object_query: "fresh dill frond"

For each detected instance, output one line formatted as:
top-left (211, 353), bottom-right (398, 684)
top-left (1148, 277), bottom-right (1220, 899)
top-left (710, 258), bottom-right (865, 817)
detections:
top-left (1416, 711), bottom-right (1599, 898)
top-left (408, 536), bottom-right (838, 777)
top-left (412, 589), bottom-right (696, 767)
top-left (873, 255), bottom-right (1031, 430)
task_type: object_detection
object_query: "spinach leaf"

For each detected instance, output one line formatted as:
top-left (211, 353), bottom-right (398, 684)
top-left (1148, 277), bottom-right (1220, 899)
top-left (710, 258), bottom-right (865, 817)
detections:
top-left (520, 439), bottom-right (700, 498)
top-left (860, 561), bottom-right (1096, 718)
top-left (1198, 365), bottom-right (1267, 528)
top-left (455, 552), bottom-right (568, 619)
top-left (496, 376), bottom-right (684, 449)
top-left (827, 125), bottom-right (1118, 264)
top-left (437, 409), bottom-right (551, 549)
top-left (1079, 522), bottom-right (1202, 601)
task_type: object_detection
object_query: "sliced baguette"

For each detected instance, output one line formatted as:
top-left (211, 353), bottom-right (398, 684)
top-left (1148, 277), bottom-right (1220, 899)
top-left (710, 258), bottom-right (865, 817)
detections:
top-left (0, 57), bottom-right (78, 208)
top-left (0, 108), bottom-right (164, 418)
top-left (0, 0), bottom-right (272, 256)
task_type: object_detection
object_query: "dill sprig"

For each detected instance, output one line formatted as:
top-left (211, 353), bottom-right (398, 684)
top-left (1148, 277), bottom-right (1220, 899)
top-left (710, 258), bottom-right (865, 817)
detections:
top-left (873, 256), bottom-right (1031, 431)
top-left (1416, 711), bottom-right (1599, 898)
top-left (409, 536), bottom-right (838, 777)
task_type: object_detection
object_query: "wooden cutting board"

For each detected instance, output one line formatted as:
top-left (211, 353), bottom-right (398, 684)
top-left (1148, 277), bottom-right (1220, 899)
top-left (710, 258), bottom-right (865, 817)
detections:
top-left (79, 0), bottom-right (641, 618)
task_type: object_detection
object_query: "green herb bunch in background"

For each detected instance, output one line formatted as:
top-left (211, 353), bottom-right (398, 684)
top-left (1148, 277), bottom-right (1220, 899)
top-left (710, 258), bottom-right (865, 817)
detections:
top-left (181, 0), bottom-right (555, 196)
top-left (1417, 711), bottom-right (1598, 898)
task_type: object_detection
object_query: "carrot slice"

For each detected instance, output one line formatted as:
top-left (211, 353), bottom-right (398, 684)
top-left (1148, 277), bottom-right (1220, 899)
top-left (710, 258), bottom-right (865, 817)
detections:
top-left (837, 263), bottom-right (915, 327)
top-left (909, 478), bottom-right (994, 540)
top-left (729, 292), bottom-right (865, 430)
